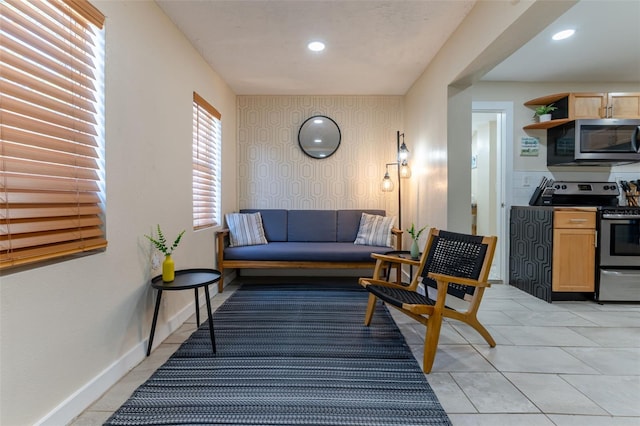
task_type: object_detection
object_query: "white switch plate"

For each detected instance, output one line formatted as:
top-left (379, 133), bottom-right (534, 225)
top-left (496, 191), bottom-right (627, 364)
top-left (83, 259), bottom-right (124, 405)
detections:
top-left (523, 176), bottom-right (531, 187)
top-left (151, 252), bottom-right (161, 269)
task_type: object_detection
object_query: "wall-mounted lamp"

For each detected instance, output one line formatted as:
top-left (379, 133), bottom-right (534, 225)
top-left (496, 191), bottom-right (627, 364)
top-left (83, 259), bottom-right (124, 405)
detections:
top-left (381, 131), bottom-right (411, 228)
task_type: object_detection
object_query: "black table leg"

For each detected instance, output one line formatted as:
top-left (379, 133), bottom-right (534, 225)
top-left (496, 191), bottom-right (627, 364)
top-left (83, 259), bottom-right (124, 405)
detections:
top-left (146, 289), bottom-right (163, 356)
top-left (194, 288), bottom-right (200, 327)
top-left (204, 285), bottom-right (216, 353)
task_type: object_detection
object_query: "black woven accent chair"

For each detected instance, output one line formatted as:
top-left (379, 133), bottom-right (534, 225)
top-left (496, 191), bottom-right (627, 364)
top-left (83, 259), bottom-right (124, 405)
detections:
top-left (359, 228), bottom-right (497, 373)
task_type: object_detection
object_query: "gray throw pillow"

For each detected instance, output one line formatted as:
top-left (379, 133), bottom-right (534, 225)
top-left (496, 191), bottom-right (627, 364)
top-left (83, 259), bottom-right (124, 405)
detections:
top-left (225, 212), bottom-right (268, 247)
top-left (354, 212), bottom-right (395, 247)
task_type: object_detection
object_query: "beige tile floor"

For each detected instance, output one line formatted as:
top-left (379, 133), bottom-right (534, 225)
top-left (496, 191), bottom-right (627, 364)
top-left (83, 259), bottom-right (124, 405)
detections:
top-left (71, 279), bottom-right (640, 426)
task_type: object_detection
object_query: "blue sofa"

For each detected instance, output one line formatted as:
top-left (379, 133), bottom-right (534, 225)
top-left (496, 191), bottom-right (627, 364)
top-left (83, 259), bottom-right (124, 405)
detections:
top-left (215, 209), bottom-right (402, 292)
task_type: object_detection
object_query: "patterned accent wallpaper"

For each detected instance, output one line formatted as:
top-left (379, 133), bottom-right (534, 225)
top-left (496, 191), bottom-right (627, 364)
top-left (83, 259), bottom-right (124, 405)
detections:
top-left (237, 96), bottom-right (404, 217)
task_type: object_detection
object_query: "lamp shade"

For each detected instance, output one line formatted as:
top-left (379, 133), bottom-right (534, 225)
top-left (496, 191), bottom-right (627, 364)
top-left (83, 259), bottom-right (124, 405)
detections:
top-left (400, 160), bottom-right (411, 178)
top-left (398, 141), bottom-right (409, 161)
top-left (381, 172), bottom-right (394, 192)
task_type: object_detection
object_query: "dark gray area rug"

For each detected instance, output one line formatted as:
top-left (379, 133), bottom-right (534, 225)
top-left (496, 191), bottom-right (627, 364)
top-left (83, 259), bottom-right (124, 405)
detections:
top-left (105, 281), bottom-right (452, 425)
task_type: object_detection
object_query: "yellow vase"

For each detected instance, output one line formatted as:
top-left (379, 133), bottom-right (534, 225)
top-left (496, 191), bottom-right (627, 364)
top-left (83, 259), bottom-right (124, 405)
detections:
top-left (162, 254), bottom-right (175, 282)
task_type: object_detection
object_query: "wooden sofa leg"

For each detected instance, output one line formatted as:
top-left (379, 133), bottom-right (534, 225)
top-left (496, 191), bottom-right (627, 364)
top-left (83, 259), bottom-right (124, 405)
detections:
top-left (364, 293), bottom-right (377, 326)
top-left (218, 273), bottom-right (224, 293)
top-left (422, 312), bottom-right (444, 373)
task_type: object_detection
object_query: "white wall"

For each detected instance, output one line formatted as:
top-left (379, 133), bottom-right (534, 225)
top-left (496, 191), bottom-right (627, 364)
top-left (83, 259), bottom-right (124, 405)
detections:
top-left (0, 2), bottom-right (237, 424)
top-left (403, 0), bottom-right (577, 236)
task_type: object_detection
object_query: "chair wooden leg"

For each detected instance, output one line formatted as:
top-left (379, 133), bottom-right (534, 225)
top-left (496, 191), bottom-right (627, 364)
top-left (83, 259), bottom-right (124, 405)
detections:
top-left (468, 317), bottom-right (496, 347)
top-left (422, 312), bottom-right (444, 373)
top-left (364, 293), bottom-right (377, 326)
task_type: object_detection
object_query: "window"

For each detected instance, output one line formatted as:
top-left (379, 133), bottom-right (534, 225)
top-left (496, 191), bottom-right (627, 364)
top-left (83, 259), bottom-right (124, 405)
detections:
top-left (0, 0), bottom-right (106, 270)
top-left (192, 92), bottom-right (221, 230)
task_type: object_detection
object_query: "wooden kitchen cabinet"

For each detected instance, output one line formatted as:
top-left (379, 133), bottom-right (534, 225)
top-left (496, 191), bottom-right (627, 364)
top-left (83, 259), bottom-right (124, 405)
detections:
top-left (574, 92), bottom-right (640, 119)
top-left (572, 93), bottom-right (607, 119)
top-left (552, 210), bottom-right (596, 293)
top-left (607, 92), bottom-right (640, 118)
top-left (523, 92), bottom-right (640, 129)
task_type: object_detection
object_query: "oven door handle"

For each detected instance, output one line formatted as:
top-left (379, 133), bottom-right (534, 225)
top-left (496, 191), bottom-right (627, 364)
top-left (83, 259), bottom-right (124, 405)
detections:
top-left (632, 125), bottom-right (640, 153)
top-left (602, 214), bottom-right (640, 219)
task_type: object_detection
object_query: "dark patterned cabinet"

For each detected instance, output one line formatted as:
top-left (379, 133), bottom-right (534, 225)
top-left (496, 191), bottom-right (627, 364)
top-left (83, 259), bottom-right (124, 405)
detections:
top-left (509, 206), bottom-right (554, 302)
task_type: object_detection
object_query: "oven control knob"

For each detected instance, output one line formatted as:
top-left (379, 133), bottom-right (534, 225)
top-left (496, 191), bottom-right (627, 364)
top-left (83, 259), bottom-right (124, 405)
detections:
top-left (561, 184), bottom-right (567, 189)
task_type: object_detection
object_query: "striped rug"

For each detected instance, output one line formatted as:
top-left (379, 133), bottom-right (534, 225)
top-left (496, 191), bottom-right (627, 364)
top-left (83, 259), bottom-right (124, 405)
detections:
top-left (105, 281), bottom-right (451, 425)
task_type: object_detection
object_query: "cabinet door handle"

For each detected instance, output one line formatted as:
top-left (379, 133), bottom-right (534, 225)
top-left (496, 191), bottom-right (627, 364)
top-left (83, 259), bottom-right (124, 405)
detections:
top-left (608, 105), bottom-right (613, 118)
top-left (569, 218), bottom-right (588, 223)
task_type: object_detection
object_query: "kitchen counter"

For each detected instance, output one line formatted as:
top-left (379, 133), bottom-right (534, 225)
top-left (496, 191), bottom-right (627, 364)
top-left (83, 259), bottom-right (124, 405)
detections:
top-left (509, 205), bottom-right (598, 302)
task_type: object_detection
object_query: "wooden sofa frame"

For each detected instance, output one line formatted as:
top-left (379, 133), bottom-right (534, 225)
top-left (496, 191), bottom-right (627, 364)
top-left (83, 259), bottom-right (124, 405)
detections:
top-left (215, 228), bottom-right (403, 292)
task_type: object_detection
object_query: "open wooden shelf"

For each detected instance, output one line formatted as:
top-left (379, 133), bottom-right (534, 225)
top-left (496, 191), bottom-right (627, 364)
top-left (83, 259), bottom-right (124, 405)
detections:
top-left (524, 93), bottom-right (570, 107)
top-left (524, 93), bottom-right (571, 130)
top-left (523, 118), bottom-right (572, 130)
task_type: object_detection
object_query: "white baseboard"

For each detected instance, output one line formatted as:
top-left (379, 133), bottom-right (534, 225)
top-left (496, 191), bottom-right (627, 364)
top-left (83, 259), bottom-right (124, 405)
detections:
top-left (36, 295), bottom-right (206, 425)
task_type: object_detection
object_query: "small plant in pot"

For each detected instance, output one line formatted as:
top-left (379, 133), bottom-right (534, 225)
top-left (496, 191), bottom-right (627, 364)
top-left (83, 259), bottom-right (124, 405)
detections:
top-left (406, 223), bottom-right (428, 259)
top-left (145, 225), bottom-right (185, 282)
top-left (533, 103), bottom-right (557, 122)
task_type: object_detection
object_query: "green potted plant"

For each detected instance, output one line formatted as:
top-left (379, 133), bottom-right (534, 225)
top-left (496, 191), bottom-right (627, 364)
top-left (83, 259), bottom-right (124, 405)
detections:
top-left (145, 225), bottom-right (185, 282)
top-left (533, 103), bottom-right (558, 122)
top-left (406, 223), bottom-right (427, 259)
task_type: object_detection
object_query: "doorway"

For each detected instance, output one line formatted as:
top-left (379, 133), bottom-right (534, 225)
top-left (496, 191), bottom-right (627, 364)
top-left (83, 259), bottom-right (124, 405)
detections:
top-left (471, 102), bottom-right (513, 282)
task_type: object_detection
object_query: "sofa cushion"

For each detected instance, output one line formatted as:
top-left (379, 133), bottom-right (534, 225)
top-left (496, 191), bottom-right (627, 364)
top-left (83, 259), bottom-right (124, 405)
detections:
top-left (354, 212), bottom-right (395, 247)
top-left (240, 209), bottom-right (287, 241)
top-left (288, 210), bottom-right (337, 242)
top-left (225, 212), bottom-right (268, 247)
top-left (224, 242), bottom-right (390, 262)
top-left (337, 209), bottom-right (385, 242)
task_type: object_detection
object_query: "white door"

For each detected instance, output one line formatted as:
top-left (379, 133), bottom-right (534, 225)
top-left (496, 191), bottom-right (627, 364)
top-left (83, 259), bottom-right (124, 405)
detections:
top-left (472, 102), bottom-right (513, 282)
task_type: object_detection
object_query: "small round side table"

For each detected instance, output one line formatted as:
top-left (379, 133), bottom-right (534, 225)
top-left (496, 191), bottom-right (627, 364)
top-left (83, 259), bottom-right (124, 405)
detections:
top-left (146, 268), bottom-right (221, 356)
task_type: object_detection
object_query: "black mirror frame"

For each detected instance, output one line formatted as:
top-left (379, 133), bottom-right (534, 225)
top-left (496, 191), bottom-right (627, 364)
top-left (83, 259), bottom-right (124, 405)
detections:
top-left (297, 115), bottom-right (341, 159)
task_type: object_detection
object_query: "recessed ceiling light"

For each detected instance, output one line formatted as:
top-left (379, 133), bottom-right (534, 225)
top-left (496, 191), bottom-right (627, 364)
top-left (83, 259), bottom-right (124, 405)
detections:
top-left (552, 29), bottom-right (575, 41)
top-left (307, 41), bottom-right (325, 52)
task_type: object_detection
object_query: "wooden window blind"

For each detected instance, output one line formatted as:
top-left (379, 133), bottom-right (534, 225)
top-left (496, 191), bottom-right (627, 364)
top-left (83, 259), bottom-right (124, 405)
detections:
top-left (0, 0), bottom-right (107, 270)
top-left (192, 92), bottom-right (221, 230)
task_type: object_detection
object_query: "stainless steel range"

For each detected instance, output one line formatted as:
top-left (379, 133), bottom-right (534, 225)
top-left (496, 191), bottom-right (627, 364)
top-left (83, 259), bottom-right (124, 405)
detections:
top-left (529, 179), bottom-right (620, 206)
top-left (597, 207), bottom-right (640, 302)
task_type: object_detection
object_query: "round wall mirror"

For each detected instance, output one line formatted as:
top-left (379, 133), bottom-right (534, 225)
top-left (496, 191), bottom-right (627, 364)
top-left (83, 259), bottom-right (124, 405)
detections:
top-left (298, 115), bottom-right (341, 159)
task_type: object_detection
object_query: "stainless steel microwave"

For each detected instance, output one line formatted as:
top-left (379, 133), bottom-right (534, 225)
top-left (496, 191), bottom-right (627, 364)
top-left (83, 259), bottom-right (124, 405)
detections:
top-left (547, 119), bottom-right (640, 166)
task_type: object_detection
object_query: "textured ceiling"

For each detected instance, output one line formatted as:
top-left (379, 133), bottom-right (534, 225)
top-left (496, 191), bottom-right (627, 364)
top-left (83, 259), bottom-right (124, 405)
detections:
top-left (482, 0), bottom-right (640, 84)
top-left (157, 0), bottom-right (640, 96)
top-left (156, 0), bottom-right (476, 95)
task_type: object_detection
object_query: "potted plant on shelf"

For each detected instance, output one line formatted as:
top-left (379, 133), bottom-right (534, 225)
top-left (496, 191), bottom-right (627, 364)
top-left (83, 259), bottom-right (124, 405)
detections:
top-left (533, 103), bottom-right (558, 123)
top-left (406, 223), bottom-right (427, 259)
top-left (145, 225), bottom-right (185, 282)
